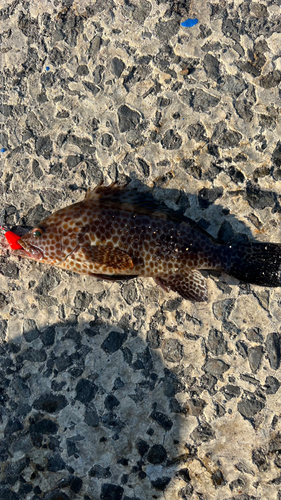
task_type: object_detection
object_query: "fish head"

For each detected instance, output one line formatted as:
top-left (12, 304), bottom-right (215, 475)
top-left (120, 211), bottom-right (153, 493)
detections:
top-left (14, 205), bottom-right (86, 265)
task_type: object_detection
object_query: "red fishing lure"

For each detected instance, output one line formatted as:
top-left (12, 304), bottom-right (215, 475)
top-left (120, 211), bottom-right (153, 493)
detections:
top-left (0, 225), bottom-right (22, 250)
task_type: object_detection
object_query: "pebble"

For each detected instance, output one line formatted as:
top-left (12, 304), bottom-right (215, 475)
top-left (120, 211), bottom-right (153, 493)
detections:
top-left (162, 338), bottom-right (183, 362)
top-left (111, 57), bottom-right (125, 77)
top-left (118, 105), bottom-right (141, 133)
top-left (101, 331), bottom-right (128, 354)
top-left (266, 332), bottom-right (280, 370)
top-left (238, 394), bottom-right (265, 420)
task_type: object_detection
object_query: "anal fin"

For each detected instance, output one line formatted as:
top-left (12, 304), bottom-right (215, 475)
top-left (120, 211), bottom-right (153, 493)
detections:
top-left (155, 270), bottom-right (208, 302)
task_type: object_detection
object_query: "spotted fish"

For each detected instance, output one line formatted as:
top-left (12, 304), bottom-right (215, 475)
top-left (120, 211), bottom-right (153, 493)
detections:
top-left (14, 183), bottom-right (281, 301)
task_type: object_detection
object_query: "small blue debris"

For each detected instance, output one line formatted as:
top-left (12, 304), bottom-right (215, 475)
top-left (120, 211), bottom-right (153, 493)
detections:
top-left (46, 66), bottom-right (50, 71)
top-left (181, 18), bottom-right (198, 28)
top-left (0, 148), bottom-right (6, 153)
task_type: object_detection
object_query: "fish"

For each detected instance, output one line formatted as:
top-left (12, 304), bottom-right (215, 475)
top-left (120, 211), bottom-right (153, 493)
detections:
top-left (14, 182), bottom-right (281, 302)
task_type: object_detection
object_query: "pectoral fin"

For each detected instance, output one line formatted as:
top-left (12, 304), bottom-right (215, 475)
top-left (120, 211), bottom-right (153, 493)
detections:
top-left (155, 270), bottom-right (208, 302)
top-left (82, 243), bottom-right (134, 271)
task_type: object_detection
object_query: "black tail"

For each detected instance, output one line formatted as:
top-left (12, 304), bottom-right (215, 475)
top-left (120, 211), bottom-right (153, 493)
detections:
top-left (224, 240), bottom-right (281, 287)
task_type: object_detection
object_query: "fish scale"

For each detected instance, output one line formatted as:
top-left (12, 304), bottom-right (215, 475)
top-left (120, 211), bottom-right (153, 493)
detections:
top-left (14, 183), bottom-right (281, 302)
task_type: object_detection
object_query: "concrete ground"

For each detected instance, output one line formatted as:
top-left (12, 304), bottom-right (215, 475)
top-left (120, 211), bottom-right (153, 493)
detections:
top-left (1, 1), bottom-right (281, 499)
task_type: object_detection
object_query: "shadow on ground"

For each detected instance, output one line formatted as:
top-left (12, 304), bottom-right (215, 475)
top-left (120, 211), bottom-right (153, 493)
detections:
top-left (0, 316), bottom-right (206, 500)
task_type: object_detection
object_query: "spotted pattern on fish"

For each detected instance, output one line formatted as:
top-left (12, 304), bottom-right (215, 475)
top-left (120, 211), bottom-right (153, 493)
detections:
top-left (14, 183), bottom-right (281, 301)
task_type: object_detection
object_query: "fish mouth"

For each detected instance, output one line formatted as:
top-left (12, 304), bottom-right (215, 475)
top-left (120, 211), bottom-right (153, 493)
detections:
top-left (14, 240), bottom-right (44, 261)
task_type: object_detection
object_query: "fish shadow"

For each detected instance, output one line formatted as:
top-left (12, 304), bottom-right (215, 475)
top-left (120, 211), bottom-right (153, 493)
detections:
top-left (126, 178), bottom-right (280, 244)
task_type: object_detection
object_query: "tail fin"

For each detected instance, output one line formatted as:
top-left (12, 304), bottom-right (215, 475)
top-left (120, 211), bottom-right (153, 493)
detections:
top-left (225, 240), bottom-right (281, 287)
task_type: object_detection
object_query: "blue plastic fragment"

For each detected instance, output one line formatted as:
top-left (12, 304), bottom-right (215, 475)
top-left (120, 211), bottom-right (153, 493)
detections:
top-left (181, 18), bottom-right (198, 28)
top-left (46, 66), bottom-right (50, 71)
top-left (0, 148), bottom-right (6, 153)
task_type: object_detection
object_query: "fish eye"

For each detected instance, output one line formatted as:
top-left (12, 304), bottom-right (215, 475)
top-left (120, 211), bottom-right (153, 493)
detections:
top-left (32, 227), bottom-right (44, 238)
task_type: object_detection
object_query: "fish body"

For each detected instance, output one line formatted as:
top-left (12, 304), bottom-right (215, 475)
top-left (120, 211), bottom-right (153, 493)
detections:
top-left (15, 184), bottom-right (281, 301)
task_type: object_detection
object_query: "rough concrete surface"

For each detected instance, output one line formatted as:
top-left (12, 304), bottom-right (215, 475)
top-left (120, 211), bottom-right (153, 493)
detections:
top-left (1, 0), bottom-right (281, 499)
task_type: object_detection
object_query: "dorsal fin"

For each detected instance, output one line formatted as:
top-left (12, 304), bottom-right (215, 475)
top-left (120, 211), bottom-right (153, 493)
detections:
top-left (84, 180), bottom-right (106, 200)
